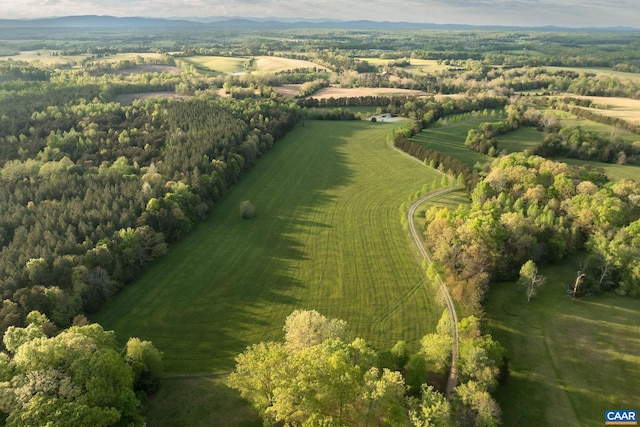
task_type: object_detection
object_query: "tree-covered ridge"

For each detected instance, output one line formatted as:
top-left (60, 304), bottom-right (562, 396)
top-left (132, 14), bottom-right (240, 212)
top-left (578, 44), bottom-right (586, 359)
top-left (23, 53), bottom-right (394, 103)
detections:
top-left (0, 85), bottom-right (298, 337)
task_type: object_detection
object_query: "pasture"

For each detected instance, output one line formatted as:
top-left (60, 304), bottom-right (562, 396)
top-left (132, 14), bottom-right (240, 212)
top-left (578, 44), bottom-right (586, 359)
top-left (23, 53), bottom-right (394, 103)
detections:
top-left (94, 120), bottom-right (444, 375)
top-left (410, 114), bottom-right (502, 166)
top-left (182, 55), bottom-right (326, 75)
top-left (356, 57), bottom-right (449, 74)
top-left (6, 50), bottom-right (86, 65)
top-left (545, 66), bottom-right (640, 82)
top-left (549, 109), bottom-right (640, 144)
top-left (566, 96), bottom-right (640, 126)
top-left (181, 55), bottom-right (247, 75)
top-left (497, 126), bottom-right (544, 153)
top-left (310, 86), bottom-right (428, 99)
top-left (486, 260), bottom-right (640, 427)
top-left (558, 157), bottom-right (640, 182)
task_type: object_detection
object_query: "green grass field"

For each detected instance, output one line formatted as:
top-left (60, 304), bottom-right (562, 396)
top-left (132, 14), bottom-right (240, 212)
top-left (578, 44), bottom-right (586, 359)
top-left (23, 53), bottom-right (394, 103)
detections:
top-left (550, 109), bottom-right (640, 144)
top-left (558, 157), bottom-right (640, 182)
top-left (497, 126), bottom-right (545, 154)
top-left (411, 115), bottom-right (501, 166)
top-left (94, 120), bottom-right (444, 376)
top-left (182, 56), bottom-right (247, 75)
top-left (486, 260), bottom-right (640, 427)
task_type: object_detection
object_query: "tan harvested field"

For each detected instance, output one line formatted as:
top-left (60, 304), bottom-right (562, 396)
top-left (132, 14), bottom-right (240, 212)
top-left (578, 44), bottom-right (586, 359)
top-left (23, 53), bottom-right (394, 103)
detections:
top-left (253, 56), bottom-right (327, 73)
top-left (273, 84), bottom-right (302, 98)
top-left (356, 57), bottom-right (449, 74)
top-left (564, 96), bottom-right (640, 125)
top-left (114, 91), bottom-right (188, 105)
top-left (7, 50), bottom-right (86, 65)
top-left (93, 52), bottom-right (166, 63)
top-left (545, 66), bottom-right (640, 82)
top-left (308, 86), bottom-right (428, 99)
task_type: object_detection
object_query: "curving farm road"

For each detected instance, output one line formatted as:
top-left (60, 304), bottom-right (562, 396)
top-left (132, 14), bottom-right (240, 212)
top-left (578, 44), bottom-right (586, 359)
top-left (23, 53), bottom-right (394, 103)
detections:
top-left (407, 187), bottom-right (459, 397)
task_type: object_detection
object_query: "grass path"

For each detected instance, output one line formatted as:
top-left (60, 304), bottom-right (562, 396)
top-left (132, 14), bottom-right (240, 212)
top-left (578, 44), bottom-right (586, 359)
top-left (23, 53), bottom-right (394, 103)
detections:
top-left (94, 120), bottom-right (444, 374)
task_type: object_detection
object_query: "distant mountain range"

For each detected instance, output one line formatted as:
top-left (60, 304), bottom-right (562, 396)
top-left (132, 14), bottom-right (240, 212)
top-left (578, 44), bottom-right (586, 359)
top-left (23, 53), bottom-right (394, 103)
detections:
top-left (0, 15), bottom-right (637, 31)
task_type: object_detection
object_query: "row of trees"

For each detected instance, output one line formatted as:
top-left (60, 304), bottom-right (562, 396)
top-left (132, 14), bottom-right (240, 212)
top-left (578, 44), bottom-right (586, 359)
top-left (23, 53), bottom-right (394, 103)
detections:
top-left (228, 310), bottom-right (505, 426)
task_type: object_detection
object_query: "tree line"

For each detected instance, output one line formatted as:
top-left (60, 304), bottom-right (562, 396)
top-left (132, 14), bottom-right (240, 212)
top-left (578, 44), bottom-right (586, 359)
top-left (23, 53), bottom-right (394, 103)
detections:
top-left (228, 309), bottom-right (505, 427)
top-left (0, 79), bottom-right (298, 341)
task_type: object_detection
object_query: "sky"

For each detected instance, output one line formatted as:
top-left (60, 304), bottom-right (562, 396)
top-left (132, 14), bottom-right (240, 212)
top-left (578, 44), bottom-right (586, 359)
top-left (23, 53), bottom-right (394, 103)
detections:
top-left (3, 0), bottom-right (640, 28)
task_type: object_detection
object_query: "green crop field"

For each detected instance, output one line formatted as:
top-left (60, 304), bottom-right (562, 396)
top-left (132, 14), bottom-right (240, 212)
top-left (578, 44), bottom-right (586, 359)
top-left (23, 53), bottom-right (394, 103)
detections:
top-left (94, 120), bottom-right (444, 376)
top-left (486, 259), bottom-right (640, 427)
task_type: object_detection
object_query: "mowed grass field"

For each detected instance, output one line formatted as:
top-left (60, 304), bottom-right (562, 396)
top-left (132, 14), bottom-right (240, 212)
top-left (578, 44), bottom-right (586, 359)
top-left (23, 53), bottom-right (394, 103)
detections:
top-left (486, 260), bottom-right (640, 427)
top-left (94, 120), bottom-right (444, 374)
top-left (182, 55), bottom-right (326, 75)
top-left (181, 56), bottom-right (247, 75)
top-left (356, 57), bottom-right (449, 74)
top-left (410, 114), bottom-right (502, 166)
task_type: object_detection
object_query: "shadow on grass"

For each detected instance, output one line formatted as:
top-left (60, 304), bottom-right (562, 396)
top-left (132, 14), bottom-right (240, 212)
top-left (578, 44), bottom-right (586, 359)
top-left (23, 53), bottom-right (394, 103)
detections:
top-left (94, 121), bottom-right (356, 375)
top-left (145, 375), bottom-right (261, 427)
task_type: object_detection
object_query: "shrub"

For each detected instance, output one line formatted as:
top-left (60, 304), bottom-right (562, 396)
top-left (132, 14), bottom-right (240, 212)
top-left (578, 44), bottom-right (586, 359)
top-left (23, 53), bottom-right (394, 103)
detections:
top-left (240, 200), bottom-right (255, 219)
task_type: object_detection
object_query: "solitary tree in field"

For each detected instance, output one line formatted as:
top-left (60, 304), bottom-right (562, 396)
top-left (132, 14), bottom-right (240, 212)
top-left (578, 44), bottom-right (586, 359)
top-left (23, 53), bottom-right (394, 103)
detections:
top-left (239, 200), bottom-right (255, 219)
top-left (283, 309), bottom-right (346, 352)
top-left (519, 260), bottom-right (546, 302)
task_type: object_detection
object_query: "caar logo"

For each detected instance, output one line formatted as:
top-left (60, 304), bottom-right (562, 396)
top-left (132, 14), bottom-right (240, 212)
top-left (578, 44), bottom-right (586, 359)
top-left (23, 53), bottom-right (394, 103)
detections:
top-left (606, 410), bottom-right (637, 426)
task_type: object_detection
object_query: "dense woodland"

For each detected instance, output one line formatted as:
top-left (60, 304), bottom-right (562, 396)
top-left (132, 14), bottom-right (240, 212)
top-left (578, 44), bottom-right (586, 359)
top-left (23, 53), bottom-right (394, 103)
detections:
top-left (0, 19), bottom-right (639, 425)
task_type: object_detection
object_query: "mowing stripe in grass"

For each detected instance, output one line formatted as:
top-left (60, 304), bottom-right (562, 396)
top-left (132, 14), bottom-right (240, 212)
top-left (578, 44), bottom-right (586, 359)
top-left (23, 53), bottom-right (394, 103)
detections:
top-left (94, 120), bottom-right (444, 373)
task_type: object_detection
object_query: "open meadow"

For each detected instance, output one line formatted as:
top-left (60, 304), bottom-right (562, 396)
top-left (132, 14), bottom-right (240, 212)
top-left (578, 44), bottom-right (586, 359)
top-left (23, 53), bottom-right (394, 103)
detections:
top-left (410, 114), bottom-right (502, 166)
top-left (545, 66), bottom-right (640, 82)
top-left (486, 260), bottom-right (640, 427)
top-left (94, 120), bottom-right (445, 376)
top-left (356, 57), bottom-right (449, 74)
top-left (564, 96), bottom-right (640, 126)
top-left (181, 55), bottom-right (326, 75)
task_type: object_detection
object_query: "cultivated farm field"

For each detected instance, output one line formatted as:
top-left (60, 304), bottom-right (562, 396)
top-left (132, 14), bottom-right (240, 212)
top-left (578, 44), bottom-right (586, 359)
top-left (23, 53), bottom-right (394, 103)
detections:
top-left (94, 120), bottom-right (445, 376)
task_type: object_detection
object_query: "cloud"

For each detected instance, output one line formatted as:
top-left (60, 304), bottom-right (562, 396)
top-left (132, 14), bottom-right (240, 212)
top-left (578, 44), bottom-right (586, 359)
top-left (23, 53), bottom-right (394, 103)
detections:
top-left (1, 0), bottom-right (639, 27)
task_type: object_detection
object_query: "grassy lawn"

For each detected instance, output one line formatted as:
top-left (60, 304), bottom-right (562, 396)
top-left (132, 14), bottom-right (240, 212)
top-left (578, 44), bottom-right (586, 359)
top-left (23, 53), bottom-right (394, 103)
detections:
top-left (486, 260), bottom-right (640, 427)
top-left (498, 126), bottom-right (545, 154)
top-left (557, 157), bottom-right (640, 182)
top-left (411, 115), bottom-right (500, 166)
top-left (94, 120), bottom-right (444, 377)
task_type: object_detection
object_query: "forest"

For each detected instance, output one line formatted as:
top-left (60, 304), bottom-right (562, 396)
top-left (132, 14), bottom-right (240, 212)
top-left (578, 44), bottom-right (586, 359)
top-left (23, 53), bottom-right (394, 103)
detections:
top-left (0, 16), bottom-right (639, 426)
